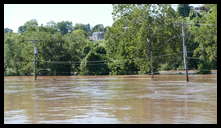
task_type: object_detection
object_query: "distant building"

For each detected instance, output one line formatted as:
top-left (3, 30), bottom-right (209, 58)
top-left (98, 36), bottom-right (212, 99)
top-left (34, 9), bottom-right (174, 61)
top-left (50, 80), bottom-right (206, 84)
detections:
top-left (90, 32), bottom-right (104, 41)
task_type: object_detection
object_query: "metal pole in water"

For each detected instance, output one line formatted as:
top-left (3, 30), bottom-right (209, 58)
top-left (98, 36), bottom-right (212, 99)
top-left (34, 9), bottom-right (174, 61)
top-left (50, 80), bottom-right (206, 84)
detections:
top-left (34, 54), bottom-right (36, 80)
top-left (150, 40), bottom-right (154, 78)
top-left (181, 22), bottom-right (189, 82)
top-left (34, 45), bottom-right (38, 80)
top-left (147, 38), bottom-right (154, 79)
top-left (25, 40), bottom-right (40, 80)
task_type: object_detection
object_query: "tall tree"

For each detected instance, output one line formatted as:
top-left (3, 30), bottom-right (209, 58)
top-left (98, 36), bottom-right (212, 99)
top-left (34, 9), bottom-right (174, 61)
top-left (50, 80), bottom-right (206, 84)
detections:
top-left (56, 21), bottom-right (73, 35)
top-left (92, 24), bottom-right (104, 32)
top-left (177, 4), bottom-right (191, 17)
top-left (189, 4), bottom-right (217, 73)
top-left (18, 19), bottom-right (39, 33)
top-left (106, 4), bottom-right (182, 74)
top-left (74, 23), bottom-right (91, 36)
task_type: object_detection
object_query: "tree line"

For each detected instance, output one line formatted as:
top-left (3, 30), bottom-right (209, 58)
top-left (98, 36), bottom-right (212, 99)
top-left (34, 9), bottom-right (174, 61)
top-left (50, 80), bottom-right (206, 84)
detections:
top-left (4, 4), bottom-right (217, 76)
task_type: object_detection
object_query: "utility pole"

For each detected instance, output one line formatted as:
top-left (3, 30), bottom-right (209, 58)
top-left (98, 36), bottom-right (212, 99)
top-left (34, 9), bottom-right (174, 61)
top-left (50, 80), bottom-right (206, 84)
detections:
top-left (34, 45), bottom-right (38, 80)
top-left (150, 39), bottom-right (154, 78)
top-left (147, 38), bottom-right (154, 78)
top-left (26, 40), bottom-right (41, 80)
top-left (181, 22), bottom-right (189, 82)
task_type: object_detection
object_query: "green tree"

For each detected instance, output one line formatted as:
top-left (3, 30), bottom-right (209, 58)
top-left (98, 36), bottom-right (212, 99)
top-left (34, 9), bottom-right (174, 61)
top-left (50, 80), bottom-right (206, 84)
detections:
top-left (80, 46), bottom-right (109, 75)
top-left (189, 4), bottom-right (217, 73)
top-left (56, 21), bottom-right (73, 35)
top-left (18, 19), bottom-right (39, 33)
top-left (106, 4), bottom-right (182, 74)
top-left (177, 4), bottom-right (191, 17)
top-left (92, 24), bottom-right (104, 32)
top-left (4, 32), bottom-right (33, 75)
top-left (74, 23), bottom-right (91, 36)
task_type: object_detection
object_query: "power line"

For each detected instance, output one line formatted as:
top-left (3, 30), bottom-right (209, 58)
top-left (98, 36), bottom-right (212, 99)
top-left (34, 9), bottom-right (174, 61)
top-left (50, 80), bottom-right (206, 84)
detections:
top-left (41, 60), bottom-right (108, 64)
top-left (11, 51), bottom-right (198, 64)
top-left (153, 53), bottom-right (181, 58)
top-left (185, 23), bottom-right (217, 26)
top-left (174, 22), bottom-right (217, 26)
top-left (187, 57), bottom-right (200, 60)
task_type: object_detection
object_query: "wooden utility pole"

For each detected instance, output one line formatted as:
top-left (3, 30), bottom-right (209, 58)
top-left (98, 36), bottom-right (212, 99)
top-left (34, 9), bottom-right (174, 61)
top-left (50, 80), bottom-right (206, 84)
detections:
top-left (181, 22), bottom-right (189, 82)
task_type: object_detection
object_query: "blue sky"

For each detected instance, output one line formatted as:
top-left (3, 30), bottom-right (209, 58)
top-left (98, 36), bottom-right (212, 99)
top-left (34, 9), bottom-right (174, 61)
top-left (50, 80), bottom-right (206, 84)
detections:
top-left (4, 4), bottom-right (202, 32)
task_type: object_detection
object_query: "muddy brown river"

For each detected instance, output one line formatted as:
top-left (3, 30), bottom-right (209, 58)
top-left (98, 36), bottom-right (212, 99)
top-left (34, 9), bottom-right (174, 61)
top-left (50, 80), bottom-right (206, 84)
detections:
top-left (4, 75), bottom-right (217, 124)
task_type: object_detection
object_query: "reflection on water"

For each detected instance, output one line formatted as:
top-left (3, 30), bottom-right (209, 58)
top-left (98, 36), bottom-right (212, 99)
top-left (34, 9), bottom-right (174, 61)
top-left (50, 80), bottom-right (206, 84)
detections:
top-left (4, 75), bottom-right (217, 124)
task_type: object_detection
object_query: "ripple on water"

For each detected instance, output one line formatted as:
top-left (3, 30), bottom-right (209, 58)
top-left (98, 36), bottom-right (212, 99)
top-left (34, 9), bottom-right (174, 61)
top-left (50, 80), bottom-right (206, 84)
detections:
top-left (4, 110), bottom-right (29, 124)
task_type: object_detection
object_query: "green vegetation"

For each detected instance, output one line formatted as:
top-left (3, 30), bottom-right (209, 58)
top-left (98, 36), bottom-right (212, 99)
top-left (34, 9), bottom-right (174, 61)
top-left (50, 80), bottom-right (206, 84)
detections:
top-left (4, 4), bottom-right (217, 76)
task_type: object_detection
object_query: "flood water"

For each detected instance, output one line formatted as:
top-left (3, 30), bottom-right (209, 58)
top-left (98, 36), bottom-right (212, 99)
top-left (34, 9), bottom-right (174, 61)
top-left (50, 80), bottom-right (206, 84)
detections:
top-left (4, 75), bottom-right (217, 124)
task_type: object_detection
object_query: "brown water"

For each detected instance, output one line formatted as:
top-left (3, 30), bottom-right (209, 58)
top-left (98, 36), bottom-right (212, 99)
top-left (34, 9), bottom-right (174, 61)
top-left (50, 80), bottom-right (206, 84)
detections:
top-left (4, 75), bottom-right (217, 124)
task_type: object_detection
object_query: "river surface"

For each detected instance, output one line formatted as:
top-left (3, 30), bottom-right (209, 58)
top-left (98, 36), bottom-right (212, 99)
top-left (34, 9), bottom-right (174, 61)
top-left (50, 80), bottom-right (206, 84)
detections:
top-left (4, 75), bottom-right (217, 124)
